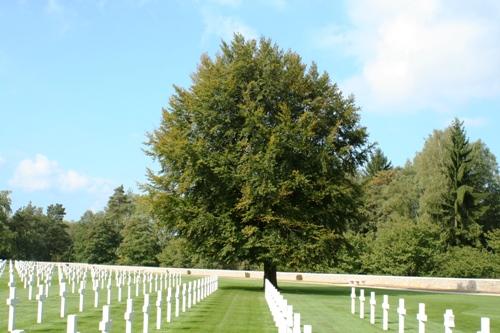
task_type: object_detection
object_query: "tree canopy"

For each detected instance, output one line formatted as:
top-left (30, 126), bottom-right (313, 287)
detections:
top-left (146, 35), bottom-right (369, 286)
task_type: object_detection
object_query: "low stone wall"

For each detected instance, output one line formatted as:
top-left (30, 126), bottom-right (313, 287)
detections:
top-left (69, 263), bottom-right (500, 294)
top-left (165, 268), bottom-right (500, 294)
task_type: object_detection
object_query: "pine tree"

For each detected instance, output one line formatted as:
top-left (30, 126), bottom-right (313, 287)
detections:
top-left (364, 148), bottom-right (393, 178)
top-left (442, 118), bottom-right (482, 244)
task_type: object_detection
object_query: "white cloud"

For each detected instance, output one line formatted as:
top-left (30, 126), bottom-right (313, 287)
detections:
top-left (9, 154), bottom-right (113, 195)
top-left (10, 154), bottom-right (58, 191)
top-left (202, 11), bottom-right (257, 42)
top-left (317, 0), bottom-right (500, 113)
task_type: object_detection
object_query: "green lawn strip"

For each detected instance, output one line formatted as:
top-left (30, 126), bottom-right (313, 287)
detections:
top-left (279, 281), bottom-right (500, 333)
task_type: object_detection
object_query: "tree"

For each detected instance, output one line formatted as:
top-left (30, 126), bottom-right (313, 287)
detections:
top-left (364, 147), bottom-right (392, 178)
top-left (441, 119), bottom-right (483, 245)
top-left (106, 185), bottom-right (134, 227)
top-left (8, 203), bottom-right (49, 260)
top-left (146, 35), bottom-right (369, 287)
top-left (45, 204), bottom-right (72, 261)
top-left (117, 212), bottom-right (159, 267)
top-left (81, 214), bottom-right (121, 264)
top-left (0, 191), bottom-right (14, 258)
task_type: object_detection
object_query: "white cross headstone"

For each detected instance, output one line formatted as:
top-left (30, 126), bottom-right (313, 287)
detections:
top-left (142, 294), bottom-right (150, 333)
top-left (192, 281), bottom-right (197, 306)
top-left (7, 273), bottom-right (18, 332)
top-left (182, 283), bottom-right (186, 312)
top-left (127, 274), bottom-right (132, 300)
top-left (78, 280), bottom-right (85, 312)
top-left (117, 277), bottom-right (123, 303)
top-left (197, 279), bottom-right (201, 303)
top-left (382, 295), bottom-right (390, 331)
top-left (36, 284), bottom-right (46, 323)
top-left (292, 312), bottom-right (301, 333)
top-left (477, 317), bottom-right (490, 333)
top-left (303, 324), bottom-right (312, 333)
top-left (94, 280), bottom-right (100, 308)
top-left (350, 287), bottom-right (356, 315)
top-left (156, 290), bottom-right (163, 329)
top-left (167, 287), bottom-right (172, 323)
top-left (99, 305), bottom-right (112, 333)
top-left (369, 291), bottom-right (376, 324)
top-left (188, 282), bottom-right (192, 309)
top-left (175, 285), bottom-right (180, 317)
top-left (28, 274), bottom-right (34, 300)
top-left (106, 279), bottom-right (112, 305)
top-left (286, 305), bottom-right (294, 332)
top-left (67, 314), bottom-right (79, 333)
top-left (397, 298), bottom-right (406, 333)
top-left (124, 298), bottom-right (134, 333)
top-left (359, 289), bottom-right (365, 319)
top-left (444, 309), bottom-right (455, 333)
top-left (417, 303), bottom-right (427, 333)
top-left (60, 281), bottom-right (68, 318)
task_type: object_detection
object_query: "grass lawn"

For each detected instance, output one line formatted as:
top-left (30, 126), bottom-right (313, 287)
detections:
top-left (0, 270), bottom-right (498, 332)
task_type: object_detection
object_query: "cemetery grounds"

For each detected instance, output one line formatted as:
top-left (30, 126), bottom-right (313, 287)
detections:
top-left (1, 267), bottom-right (499, 332)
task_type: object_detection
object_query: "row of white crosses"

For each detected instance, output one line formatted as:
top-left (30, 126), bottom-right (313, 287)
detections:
top-left (5, 260), bottom-right (219, 333)
top-left (350, 286), bottom-right (491, 333)
top-left (103, 275), bottom-right (218, 333)
top-left (265, 279), bottom-right (312, 333)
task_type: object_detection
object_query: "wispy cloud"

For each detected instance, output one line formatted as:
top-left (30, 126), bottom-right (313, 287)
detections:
top-left (9, 154), bottom-right (114, 197)
top-left (202, 10), bottom-right (257, 43)
top-left (315, 0), bottom-right (500, 113)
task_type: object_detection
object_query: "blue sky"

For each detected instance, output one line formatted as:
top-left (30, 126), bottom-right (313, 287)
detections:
top-left (1, 0), bottom-right (499, 220)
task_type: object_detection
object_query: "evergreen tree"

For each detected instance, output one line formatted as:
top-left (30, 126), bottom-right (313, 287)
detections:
top-left (147, 35), bottom-right (369, 287)
top-left (107, 185), bottom-right (134, 223)
top-left (364, 147), bottom-right (392, 178)
top-left (441, 119), bottom-right (482, 244)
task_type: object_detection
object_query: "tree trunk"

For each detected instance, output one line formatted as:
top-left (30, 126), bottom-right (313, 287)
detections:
top-left (263, 260), bottom-right (278, 289)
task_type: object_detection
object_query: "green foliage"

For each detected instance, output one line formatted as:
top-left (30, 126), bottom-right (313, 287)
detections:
top-left (0, 191), bottom-right (14, 258)
top-left (434, 246), bottom-right (498, 278)
top-left (45, 204), bottom-right (72, 261)
top-left (146, 35), bottom-right (369, 280)
top-left (441, 119), bottom-right (481, 238)
top-left (117, 212), bottom-right (159, 266)
top-left (364, 147), bottom-right (392, 178)
top-left (362, 219), bottom-right (444, 276)
top-left (81, 214), bottom-right (120, 264)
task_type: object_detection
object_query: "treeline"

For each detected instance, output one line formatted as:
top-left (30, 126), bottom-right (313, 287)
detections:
top-left (0, 120), bottom-right (499, 278)
top-left (335, 120), bottom-right (500, 278)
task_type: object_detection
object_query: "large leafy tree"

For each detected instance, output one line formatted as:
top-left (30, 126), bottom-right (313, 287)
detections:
top-left (147, 35), bottom-right (369, 286)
